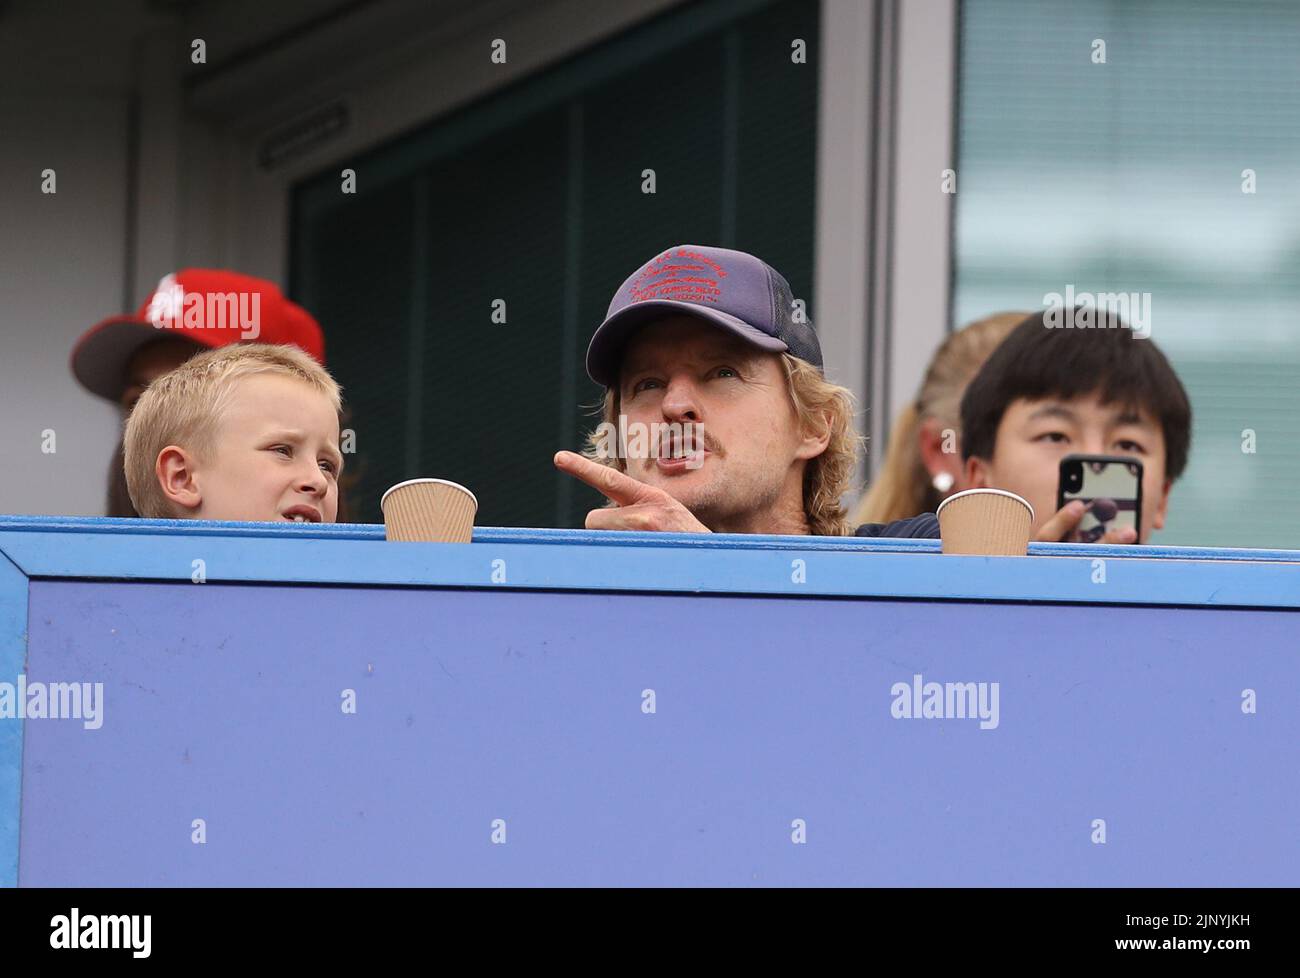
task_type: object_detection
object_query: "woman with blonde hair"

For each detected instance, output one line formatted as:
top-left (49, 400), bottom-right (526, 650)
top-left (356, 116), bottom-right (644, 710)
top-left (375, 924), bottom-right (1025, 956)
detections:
top-left (853, 312), bottom-right (1027, 525)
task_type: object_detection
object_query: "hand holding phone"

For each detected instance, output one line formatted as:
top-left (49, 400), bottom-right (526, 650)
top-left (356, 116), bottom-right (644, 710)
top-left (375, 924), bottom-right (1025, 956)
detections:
top-left (1051, 454), bottom-right (1143, 543)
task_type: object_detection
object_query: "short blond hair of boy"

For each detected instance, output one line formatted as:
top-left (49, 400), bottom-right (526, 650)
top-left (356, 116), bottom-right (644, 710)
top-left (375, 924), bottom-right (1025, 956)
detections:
top-left (123, 343), bottom-right (343, 518)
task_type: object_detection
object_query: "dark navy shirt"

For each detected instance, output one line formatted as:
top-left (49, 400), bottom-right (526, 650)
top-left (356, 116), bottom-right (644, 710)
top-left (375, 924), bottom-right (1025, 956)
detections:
top-left (854, 513), bottom-right (940, 539)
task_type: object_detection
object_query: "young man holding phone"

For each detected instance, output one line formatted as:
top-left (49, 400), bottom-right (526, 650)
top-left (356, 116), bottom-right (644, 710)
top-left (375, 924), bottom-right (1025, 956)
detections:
top-left (959, 308), bottom-right (1193, 544)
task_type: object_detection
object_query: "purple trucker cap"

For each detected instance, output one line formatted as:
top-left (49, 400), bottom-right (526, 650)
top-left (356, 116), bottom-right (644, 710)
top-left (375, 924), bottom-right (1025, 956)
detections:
top-left (584, 244), bottom-right (823, 387)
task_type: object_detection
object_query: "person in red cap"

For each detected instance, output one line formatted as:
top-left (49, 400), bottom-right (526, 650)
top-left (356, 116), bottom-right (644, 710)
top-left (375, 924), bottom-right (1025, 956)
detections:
top-left (71, 269), bottom-right (328, 517)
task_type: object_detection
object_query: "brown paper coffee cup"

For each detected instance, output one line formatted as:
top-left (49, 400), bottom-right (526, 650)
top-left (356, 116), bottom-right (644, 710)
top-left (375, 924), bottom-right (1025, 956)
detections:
top-left (380, 478), bottom-right (478, 543)
top-left (935, 488), bottom-right (1034, 556)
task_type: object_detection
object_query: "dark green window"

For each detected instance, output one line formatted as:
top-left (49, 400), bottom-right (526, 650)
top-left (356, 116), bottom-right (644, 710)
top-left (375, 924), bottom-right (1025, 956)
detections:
top-left (292, 0), bottom-right (819, 527)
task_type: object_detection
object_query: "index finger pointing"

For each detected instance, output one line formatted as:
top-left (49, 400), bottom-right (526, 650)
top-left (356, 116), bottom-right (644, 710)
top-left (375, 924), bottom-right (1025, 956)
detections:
top-left (553, 450), bottom-right (655, 506)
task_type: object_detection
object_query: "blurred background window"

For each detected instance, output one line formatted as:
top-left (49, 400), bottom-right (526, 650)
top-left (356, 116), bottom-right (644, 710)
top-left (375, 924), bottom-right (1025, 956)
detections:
top-left (953, 0), bottom-right (1300, 549)
top-left (291, 0), bottom-right (819, 527)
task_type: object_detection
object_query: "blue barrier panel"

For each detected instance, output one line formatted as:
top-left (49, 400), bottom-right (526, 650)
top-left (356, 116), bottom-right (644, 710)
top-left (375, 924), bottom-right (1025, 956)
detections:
top-left (1, 515), bottom-right (1297, 886)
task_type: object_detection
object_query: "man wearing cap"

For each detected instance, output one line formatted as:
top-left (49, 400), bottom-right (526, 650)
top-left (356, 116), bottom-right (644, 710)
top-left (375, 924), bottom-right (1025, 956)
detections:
top-left (554, 244), bottom-right (939, 538)
top-left (71, 269), bottom-right (327, 517)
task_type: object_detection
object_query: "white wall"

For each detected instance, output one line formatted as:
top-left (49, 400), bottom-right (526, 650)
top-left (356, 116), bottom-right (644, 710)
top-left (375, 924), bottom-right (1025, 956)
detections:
top-left (0, 94), bottom-right (132, 516)
top-left (0, 0), bottom-right (149, 516)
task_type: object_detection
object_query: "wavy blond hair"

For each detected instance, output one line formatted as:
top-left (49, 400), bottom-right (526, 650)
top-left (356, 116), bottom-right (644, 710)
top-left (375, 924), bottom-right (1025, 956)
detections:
top-left (584, 353), bottom-right (860, 536)
top-left (853, 312), bottom-right (1025, 525)
top-left (124, 343), bottom-right (342, 518)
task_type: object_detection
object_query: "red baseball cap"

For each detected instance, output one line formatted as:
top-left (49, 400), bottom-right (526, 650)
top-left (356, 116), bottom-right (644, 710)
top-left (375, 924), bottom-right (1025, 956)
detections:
top-left (71, 268), bottom-right (326, 402)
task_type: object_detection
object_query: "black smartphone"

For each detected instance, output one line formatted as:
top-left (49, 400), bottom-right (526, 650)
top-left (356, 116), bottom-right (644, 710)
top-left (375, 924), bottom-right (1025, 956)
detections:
top-left (1056, 454), bottom-right (1143, 543)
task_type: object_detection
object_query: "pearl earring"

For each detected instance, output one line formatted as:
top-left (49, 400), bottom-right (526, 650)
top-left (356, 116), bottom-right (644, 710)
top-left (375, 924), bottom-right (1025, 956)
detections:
top-left (932, 472), bottom-right (954, 494)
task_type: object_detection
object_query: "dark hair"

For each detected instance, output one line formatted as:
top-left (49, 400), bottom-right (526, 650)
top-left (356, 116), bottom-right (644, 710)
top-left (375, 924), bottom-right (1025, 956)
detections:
top-left (960, 308), bottom-right (1192, 481)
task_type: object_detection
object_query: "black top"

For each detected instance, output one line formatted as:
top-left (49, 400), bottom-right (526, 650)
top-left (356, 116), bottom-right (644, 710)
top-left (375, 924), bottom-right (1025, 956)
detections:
top-left (854, 513), bottom-right (941, 539)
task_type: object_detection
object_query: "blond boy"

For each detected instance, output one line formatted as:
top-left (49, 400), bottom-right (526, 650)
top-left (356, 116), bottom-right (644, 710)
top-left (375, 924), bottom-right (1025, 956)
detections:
top-left (123, 344), bottom-right (344, 523)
